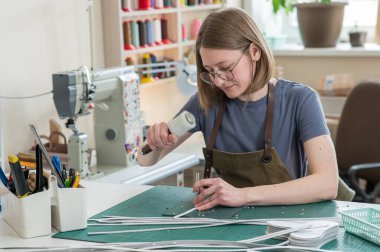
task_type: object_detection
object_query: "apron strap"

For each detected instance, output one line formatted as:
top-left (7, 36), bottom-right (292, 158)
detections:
top-left (203, 81), bottom-right (276, 178)
top-left (207, 102), bottom-right (227, 148)
top-left (203, 101), bottom-right (227, 179)
top-left (262, 82), bottom-right (275, 163)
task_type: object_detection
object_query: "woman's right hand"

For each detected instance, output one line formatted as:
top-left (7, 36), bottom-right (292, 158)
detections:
top-left (145, 122), bottom-right (178, 152)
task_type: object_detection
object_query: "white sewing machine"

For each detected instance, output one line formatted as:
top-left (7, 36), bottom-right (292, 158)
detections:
top-left (52, 61), bottom-right (197, 178)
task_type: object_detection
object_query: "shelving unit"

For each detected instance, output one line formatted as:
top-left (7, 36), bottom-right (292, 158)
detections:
top-left (101, 0), bottom-right (224, 70)
top-left (101, 1), bottom-right (226, 126)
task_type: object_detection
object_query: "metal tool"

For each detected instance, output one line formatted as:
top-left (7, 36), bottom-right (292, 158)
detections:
top-left (29, 124), bottom-right (65, 188)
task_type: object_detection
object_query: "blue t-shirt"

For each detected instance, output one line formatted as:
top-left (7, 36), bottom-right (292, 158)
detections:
top-left (180, 79), bottom-right (329, 179)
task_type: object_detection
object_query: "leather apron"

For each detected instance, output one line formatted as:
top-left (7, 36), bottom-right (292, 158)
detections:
top-left (203, 82), bottom-right (354, 201)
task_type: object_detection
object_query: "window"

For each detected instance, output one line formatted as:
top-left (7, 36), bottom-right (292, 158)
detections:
top-left (245, 0), bottom-right (379, 44)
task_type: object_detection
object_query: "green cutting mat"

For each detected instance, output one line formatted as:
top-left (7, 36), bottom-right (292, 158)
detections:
top-left (53, 186), bottom-right (380, 251)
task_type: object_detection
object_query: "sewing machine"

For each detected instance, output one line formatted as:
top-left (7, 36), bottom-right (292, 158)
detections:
top-left (52, 61), bottom-right (197, 178)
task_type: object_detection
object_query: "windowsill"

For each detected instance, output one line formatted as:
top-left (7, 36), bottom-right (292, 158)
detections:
top-left (273, 43), bottom-right (380, 57)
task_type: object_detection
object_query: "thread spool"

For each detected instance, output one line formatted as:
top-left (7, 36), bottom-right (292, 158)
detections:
top-left (137, 20), bottom-right (147, 47)
top-left (191, 18), bottom-right (202, 39)
top-left (181, 24), bottom-right (187, 42)
top-left (155, 0), bottom-right (163, 9)
top-left (131, 0), bottom-right (139, 10)
top-left (188, 0), bottom-right (196, 6)
top-left (154, 18), bottom-right (162, 45)
top-left (131, 20), bottom-right (140, 48)
top-left (163, 0), bottom-right (171, 8)
top-left (141, 54), bottom-right (155, 83)
top-left (161, 17), bottom-right (171, 44)
top-left (150, 53), bottom-right (158, 79)
top-left (145, 19), bottom-right (154, 46)
top-left (123, 21), bottom-right (135, 50)
top-left (125, 57), bottom-right (135, 66)
top-left (121, 0), bottom-right (131, 11)
top-left (138, 0), bottom-right (150, 10)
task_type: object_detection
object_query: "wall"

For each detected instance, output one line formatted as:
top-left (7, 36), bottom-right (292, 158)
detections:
top-left (0, 0), bottom-right (242, 171)
top-left (0, 0), bottom-right (104, 171)
top-left (274, 56), bottom-right (380, 89)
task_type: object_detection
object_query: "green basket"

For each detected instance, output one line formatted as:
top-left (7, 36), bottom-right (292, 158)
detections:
top-left (341, 208), bottom-right (380, 246)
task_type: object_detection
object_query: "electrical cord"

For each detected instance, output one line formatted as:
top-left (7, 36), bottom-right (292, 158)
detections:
top-left (0, 91), bottom-right (52, 99)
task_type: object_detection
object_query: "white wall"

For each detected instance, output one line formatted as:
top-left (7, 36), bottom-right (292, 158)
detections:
top-left (0, 0), bottom-right (104, 171)
top-left (0, 0), bottom-right (242, 171)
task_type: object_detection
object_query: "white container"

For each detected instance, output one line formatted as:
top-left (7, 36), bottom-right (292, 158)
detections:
top-left (2, 188), bottom-right (51, 238)
top-left (50, 176), bottom-right (87, 232)
top-left (1, 175), bottom-right (87, 238)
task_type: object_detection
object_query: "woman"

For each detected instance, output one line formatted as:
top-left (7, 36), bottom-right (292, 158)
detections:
top-left (137, 7), bottom-right (353, 211)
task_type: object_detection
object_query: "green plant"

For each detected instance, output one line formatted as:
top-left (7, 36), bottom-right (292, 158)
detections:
top-left (271, 0), bottom-right (332, 14)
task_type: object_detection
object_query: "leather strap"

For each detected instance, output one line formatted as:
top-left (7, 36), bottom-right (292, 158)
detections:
top-left (203, 82), bottom-right (276, 178)
top-left (203, 101), bottom-right (227, 179)
top-left (262, 82), bottom-right (275, 163)
top-left (207, 102), bottom-right (227, 149)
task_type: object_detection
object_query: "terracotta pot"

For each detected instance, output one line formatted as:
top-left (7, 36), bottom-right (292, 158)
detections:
top-left (295, 2), bottom-right (347, 48)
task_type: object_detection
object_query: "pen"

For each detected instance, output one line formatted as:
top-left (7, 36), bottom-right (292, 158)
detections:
top-left (8, 155), bottom-right (29, 198)
top-left (61, 168), bottom-right (67, 181)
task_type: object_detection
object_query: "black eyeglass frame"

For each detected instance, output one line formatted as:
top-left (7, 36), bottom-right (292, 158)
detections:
top-left (200, 46), bottom-right (250, 85)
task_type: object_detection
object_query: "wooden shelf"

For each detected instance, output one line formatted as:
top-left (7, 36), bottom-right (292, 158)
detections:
top-left (139, 76), bottom-right (176, 89)
top-left (121, 8), bottom-right (177, 18)
top-left (181, 4), bottom-right (223, 12)
top-left (123, 43), bottom-right (179, 57)
top-left (181, 40), bottom-right (196, 47)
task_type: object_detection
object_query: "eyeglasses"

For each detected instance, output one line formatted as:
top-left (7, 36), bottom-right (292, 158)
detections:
top-left (200, 47), bottom-right (249, 85)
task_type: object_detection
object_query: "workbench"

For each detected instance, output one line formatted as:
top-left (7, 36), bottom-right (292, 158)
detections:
top-left (1, 181), bottom-right (379, 251)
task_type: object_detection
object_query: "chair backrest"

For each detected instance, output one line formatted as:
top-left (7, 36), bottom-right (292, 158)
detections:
top-left (335, 81), bottom-right (380, 173)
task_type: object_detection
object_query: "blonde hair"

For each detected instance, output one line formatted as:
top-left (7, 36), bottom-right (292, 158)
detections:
top-left (195, 7), bottom-right (275, 112)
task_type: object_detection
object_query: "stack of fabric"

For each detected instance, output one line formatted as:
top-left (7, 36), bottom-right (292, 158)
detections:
top-left (267, 220), bottom-right (339, 248)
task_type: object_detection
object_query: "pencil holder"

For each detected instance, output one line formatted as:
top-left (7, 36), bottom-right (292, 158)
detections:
top-left (50, 176), bottom-right (87, 232)
top-left (1, 188), bottom-right (51, 238)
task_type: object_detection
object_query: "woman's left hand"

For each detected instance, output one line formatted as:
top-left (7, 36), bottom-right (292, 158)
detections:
top-left (192, 178), bottom-right (247, 211)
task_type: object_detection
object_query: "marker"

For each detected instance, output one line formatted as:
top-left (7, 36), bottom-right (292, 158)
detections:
top-left (71, 172), bottom-right (80, 188)
top-left (8, 155), bottom-right (29, 198)
top-left (68, 170), bottom-right (80, 188)
top-left (52, 155), bottom-right (61, 172)
top-left (0, 166), bottom-right (9, 187)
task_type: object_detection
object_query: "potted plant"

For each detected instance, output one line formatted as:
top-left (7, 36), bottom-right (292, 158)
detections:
top-left (272, 0), bottom-right (348, 48)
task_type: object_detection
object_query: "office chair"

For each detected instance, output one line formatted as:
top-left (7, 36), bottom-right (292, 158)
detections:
top-left (335, 81), bottom-right (380, 203)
